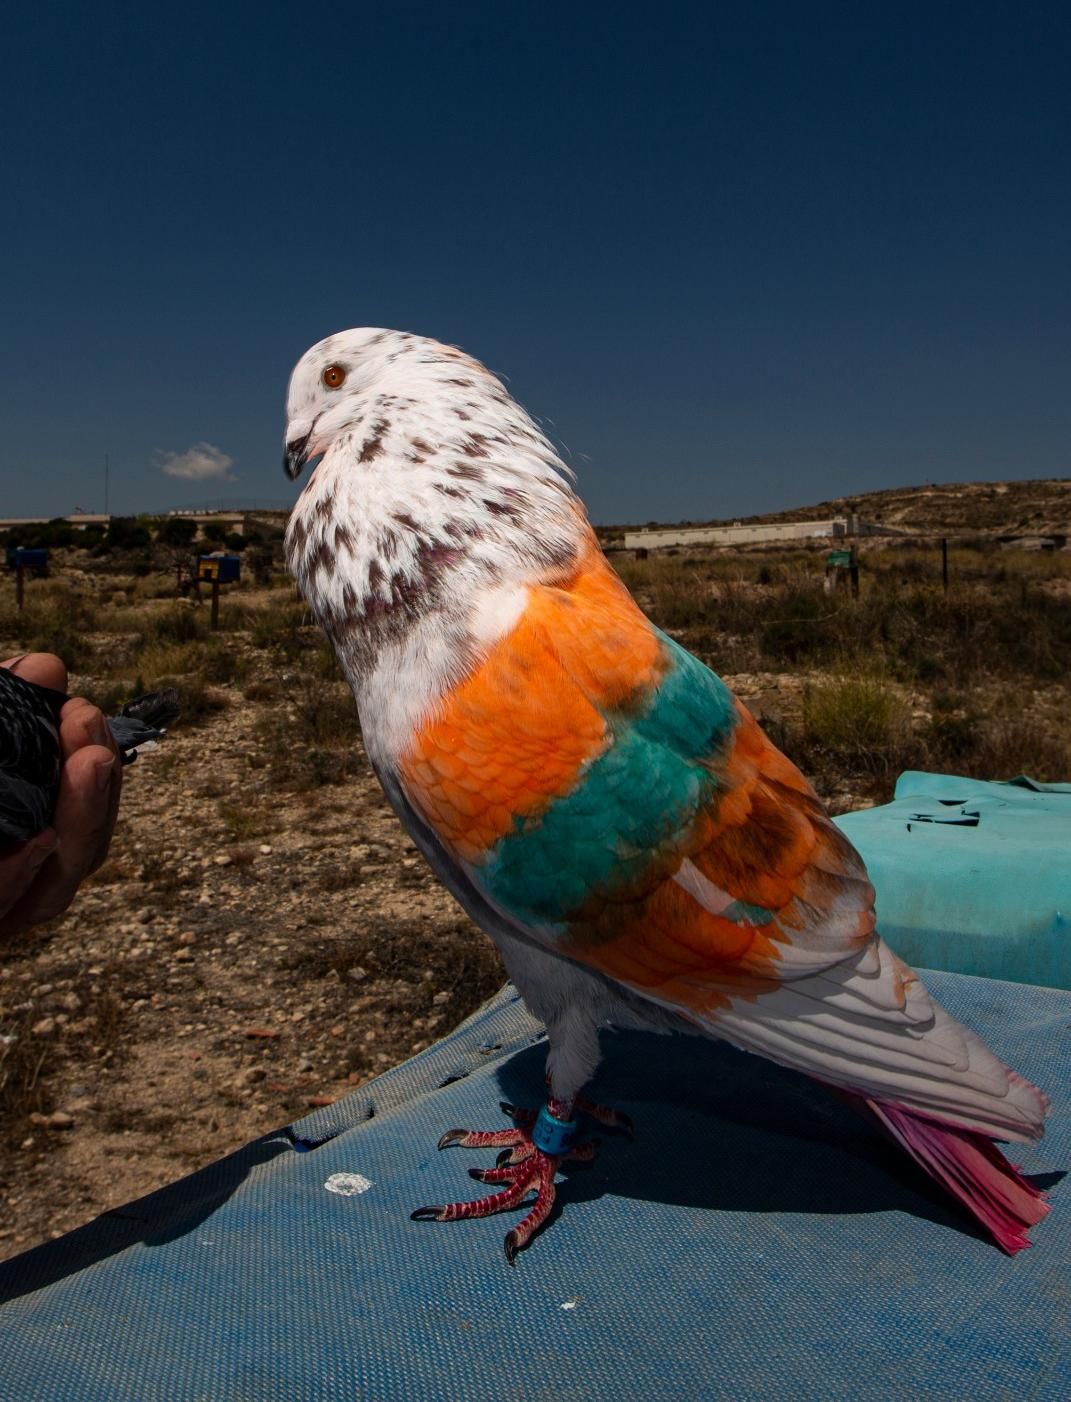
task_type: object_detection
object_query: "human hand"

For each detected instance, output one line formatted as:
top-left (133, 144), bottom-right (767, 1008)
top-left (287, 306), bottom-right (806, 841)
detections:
top-left (0, 653), bottom-right (121, 937)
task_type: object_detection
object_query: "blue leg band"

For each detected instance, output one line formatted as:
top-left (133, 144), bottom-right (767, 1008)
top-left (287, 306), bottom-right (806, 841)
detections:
top-left (531, 1104), bottom-right (578, 1156)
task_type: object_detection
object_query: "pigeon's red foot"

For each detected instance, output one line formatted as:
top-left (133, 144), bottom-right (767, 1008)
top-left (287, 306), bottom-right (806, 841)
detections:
top-left (411, 1098), bottom-right (618, 1263)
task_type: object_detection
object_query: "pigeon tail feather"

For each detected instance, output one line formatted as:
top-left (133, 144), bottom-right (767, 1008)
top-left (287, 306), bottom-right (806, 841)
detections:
top-left (858, 1094), bottom-right (1050, 1254)
top-left (107, 687), bottom-right (181, 757)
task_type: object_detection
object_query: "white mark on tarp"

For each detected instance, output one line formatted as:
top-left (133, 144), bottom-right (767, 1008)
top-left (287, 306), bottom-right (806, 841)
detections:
top-left (560, 1298), bottom-right (580, 1311)
top-left (324, 1172), bottom-right (374, 1196)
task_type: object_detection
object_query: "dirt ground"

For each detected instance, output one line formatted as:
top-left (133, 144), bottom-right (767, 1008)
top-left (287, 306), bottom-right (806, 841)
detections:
top-left (0, 631), bottom-right (505, 1260)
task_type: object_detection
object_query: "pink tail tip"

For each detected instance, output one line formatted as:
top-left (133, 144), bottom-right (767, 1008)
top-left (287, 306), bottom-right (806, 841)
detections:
top-left (865, 1099), bottom-right (1050, 1255)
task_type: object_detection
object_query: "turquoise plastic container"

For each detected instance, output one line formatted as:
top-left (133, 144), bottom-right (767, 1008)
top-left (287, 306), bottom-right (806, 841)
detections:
top-left (835, 772), bottom-right (1071, 990)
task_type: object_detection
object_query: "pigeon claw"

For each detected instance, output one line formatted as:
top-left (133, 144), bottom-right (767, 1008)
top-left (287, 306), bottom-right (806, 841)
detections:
top-left (437, 1128), bottom-right (470, 1151)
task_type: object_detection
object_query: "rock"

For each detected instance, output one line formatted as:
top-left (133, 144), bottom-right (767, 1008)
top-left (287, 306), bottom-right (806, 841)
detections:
top-left (346, 966), bottom-right (368, 983)
top-left (243, 1026), bottom-right (280, 1039)
top-left (31, 1017), bottom-right (57, 1038)
top-left (174, 947), bottom-right (194, 963)
top-left (177, 930), bottom-right (196, 946)
top-left (239, 1066), bottom-right (267, 1085)
top-left (214, 854), bottom-right (233, 867)
top-left (48, 1111), bottom-right (75, 1130)
top-left (297, 1057), bottom-right (315, 1073)
top-left (307, 1095), bottom-right (335, 1108)
top-left (259, 844), bottom-right (273, 855)
top-left (431, 991), bottom-right (451, 1006)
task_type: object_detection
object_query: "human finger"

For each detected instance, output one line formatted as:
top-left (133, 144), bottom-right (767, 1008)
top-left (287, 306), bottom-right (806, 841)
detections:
top-left (58, 700), bottom-right (122, 870)
top-left (2, 745), bottom-right (117, 928)
top-left (0, 830), bottom-right (60, 929)
top-left (2, 652), bottom-right (68, 692)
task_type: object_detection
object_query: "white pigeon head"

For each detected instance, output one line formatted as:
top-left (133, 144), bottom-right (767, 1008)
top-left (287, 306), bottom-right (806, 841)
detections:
top-left (282, 329), bottom-right (587, 679)
top-left (284, 328), bottom-right (473, 480)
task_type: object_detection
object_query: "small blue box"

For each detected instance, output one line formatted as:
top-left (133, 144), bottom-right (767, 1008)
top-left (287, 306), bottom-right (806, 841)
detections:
top-left (196, 554), bottom-right (241, 583)
top-left (6, 547), bottom-right (49, 571)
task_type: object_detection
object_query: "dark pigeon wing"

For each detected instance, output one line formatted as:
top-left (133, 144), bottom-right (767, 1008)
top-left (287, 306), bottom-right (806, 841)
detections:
top-left (0, 668), bottom-right (62, 842)
top-left (0, 772), bottom-right (56, 843)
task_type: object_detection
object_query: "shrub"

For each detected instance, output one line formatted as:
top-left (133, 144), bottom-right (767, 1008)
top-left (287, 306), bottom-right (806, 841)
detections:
top-left (801, 677), bottom-right (911, 765)
top-left (142, 607), bottom-right (207, 645)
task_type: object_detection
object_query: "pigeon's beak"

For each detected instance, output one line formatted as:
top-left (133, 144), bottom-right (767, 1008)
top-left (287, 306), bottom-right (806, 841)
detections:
top-left (284, 427), bottom-right (312, 481)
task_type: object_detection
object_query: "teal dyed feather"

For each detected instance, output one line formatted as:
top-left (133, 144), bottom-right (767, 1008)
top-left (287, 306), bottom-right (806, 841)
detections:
top-left (479, 635), bottom-right (739, 927)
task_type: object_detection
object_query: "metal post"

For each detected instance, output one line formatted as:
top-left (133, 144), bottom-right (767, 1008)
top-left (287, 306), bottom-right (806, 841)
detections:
top-left (210, 577), bottom-right (220, 630)
top-left (15, 566), bottom-right (24, 611)
top-left (941, 537), bottom-right (949, 593)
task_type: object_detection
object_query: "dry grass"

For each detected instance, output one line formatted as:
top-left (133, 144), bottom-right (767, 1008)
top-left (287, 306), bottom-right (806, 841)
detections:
top-left (613, 540), bottom-right (1071, 800)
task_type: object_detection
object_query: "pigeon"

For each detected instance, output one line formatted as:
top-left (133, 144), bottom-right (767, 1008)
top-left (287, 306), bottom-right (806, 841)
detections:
top-left (283, 328), bottom-right (1049, 1262)
top-left (0, 666), bottom-right (180, 844)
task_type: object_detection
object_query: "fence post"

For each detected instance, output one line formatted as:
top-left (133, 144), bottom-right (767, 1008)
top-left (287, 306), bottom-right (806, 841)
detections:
top-left (941, 537), bottom-right (949, 593)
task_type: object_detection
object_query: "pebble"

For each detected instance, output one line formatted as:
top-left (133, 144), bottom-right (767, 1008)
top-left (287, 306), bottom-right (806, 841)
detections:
top-left (48, 1111), bottom-right (75, 1131)
top-left (431, 991), bottom-right (451, 1006)
top-left (214, 855), bottom-right (232, 867)
top-left (244, 1026), bottom-right (280, 1039)
top-left (31, 1017), bottom-right (57, 1038)
top-left (177, 931), bottom-right (197, 946)
top-left (259, 844), bottom-right (273, 855)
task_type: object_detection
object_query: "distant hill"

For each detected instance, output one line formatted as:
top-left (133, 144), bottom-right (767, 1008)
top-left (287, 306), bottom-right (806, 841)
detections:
top-left (602, 478), bottom-right (1071, 540)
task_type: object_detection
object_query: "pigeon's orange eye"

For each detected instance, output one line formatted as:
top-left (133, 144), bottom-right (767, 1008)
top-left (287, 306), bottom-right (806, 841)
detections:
top-left (322, 364), bottom-right (346, 390)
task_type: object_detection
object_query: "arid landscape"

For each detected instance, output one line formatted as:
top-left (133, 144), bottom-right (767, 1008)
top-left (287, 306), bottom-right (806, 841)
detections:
top-left (2, 482), bottom-right (1070, 1261)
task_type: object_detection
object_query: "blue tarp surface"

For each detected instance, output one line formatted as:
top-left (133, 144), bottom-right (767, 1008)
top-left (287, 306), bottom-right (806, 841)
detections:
top-left (0, 969), bottom-right (1067, 1401)
top-left (835, 773), bottom-right (1071, 989)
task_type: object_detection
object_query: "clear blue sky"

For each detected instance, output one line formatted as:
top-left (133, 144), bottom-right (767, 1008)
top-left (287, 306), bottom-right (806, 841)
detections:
top-left (2, 2), bottom-right (1068, 524)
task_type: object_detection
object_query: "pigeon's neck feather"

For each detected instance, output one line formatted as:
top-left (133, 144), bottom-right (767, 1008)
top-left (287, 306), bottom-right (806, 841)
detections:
top-left (285, 359), bottom-right (586, 755)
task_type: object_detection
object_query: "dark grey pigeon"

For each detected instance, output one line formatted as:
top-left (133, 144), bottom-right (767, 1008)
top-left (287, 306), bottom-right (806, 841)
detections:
top-left (0, 667), bottom-right (180, 844)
